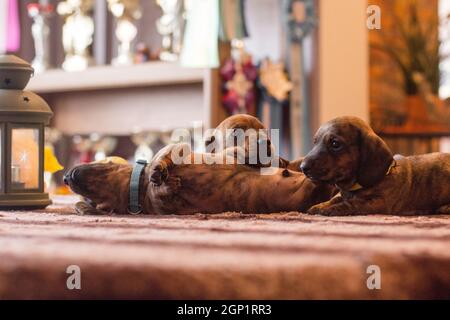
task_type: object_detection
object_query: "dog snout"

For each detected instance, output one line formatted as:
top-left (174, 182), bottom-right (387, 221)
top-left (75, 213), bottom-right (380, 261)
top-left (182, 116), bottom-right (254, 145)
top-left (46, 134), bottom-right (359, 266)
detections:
top-left (63, 168), bottom-right (80, 185)
top-left (301, 157), bottom-right (326, 178)
top-left (63, 174), bottom-right (70, 185)
top-left (300, 161), bottom-right (312, 175)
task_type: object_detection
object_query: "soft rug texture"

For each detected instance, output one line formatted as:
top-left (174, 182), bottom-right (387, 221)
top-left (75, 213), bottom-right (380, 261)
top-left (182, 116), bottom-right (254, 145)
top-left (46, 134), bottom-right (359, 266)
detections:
top-left (0, 196), bottom-right (448, 299)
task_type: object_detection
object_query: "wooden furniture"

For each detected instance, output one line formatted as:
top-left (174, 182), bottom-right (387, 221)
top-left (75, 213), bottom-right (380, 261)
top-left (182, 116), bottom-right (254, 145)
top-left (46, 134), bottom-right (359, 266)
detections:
top-left (28, 61), bottom-right (204, 93)
top-left (27, 62), bottom-right (215, 135)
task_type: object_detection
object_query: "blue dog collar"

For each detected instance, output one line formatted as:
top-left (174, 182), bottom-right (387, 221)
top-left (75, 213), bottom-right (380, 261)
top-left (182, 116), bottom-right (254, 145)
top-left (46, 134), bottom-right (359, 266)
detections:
top-left (128, 159), bottom-right (148, 215)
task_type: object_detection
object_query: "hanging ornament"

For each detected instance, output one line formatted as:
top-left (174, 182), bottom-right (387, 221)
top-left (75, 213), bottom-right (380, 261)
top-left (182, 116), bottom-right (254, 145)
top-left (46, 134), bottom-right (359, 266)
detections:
top-left (220, 40), bottom-right (257, 115)
top-left (257, 58), bottom-right (292, 135)
top-left (259, 59), bottom-right (293, 102)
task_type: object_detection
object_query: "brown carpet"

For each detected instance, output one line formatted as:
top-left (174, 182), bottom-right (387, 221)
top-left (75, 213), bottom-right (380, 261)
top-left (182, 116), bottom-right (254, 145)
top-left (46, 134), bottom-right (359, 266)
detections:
top-left (0, 195), bottom-right (448, 299)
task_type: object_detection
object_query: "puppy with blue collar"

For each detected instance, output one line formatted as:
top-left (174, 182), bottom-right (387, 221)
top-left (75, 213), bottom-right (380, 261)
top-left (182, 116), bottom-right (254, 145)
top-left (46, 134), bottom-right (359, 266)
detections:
top-left (64, 143), bottom-right (335, 215)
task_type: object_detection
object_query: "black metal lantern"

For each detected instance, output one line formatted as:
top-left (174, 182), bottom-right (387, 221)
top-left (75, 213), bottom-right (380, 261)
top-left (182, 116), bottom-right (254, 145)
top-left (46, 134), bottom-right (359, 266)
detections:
top-left (0, 55), bottom-right (53, 209)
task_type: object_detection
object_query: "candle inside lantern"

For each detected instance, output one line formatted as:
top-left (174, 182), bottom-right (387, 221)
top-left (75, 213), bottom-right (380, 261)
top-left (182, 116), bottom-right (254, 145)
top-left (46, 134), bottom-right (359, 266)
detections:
top-left (11, 165), bottom-right (20, 184)
top-left (11, 128), bottom-right (39, 189)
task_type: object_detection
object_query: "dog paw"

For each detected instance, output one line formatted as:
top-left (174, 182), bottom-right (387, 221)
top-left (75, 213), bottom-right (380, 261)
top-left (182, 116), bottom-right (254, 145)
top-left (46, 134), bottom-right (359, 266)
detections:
top-left (149, 143), bottom-right (191, 186)
top-left (306, 204), bottom-right (334, 216)
top-left (75, 201), bottom-right (105, 216)
top-left (306, 205), bottom-right (322, 215)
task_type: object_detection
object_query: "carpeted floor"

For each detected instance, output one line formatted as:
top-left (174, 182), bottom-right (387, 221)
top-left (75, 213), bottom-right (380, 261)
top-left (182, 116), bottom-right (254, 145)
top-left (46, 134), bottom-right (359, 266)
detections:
top-left (0, 195), bottom-right (448, 299)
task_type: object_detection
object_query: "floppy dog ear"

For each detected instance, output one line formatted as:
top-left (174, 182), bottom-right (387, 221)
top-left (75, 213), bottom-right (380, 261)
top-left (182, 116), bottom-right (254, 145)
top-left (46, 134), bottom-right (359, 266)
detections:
top-left (357, 130), bottom-right (393, 188)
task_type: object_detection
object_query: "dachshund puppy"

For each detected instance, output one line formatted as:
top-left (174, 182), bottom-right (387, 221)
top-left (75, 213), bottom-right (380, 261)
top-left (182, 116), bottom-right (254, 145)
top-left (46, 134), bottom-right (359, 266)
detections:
top-left (205, 114), bottom-right (298, 170)
top-left (301, 116), bottom-right (450, 216)
top-left (64, 144), bottom-right (335, 215)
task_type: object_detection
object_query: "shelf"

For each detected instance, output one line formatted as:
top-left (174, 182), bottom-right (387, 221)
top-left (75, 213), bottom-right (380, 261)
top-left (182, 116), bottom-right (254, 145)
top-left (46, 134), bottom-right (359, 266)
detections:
top-left (27, 62), bottom-right (205, 94)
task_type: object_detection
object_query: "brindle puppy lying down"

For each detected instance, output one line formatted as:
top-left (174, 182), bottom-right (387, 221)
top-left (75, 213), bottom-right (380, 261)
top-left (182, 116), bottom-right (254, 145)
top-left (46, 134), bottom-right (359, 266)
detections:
top-left (64, 144), bottom-right (335, 215)
top-left (301, 116), bottom-right (450, 216)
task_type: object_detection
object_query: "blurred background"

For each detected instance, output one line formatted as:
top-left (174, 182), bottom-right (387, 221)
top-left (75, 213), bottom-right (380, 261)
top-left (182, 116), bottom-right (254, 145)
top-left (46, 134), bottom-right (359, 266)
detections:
top-left (0, 0), bottom-right (449, 193)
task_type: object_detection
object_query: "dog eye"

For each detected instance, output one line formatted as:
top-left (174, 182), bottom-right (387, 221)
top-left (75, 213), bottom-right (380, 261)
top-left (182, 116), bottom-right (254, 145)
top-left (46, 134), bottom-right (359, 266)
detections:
top-left (330, 139), bottom-right (342, 151)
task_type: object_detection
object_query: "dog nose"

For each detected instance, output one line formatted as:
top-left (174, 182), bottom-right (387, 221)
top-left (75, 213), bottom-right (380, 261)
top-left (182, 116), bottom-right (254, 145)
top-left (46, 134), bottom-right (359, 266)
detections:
top-left (63, 174), bottom-right (69, 185)
top-left (300, 162), bottom-right (311, 175)
top-left (63, 168), bottom-right (79, 185)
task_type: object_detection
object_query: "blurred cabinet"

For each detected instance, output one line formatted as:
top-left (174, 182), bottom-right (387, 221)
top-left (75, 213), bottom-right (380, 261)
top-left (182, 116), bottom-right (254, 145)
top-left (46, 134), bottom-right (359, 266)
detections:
top-left (380, 134), bottom-right (447, 155)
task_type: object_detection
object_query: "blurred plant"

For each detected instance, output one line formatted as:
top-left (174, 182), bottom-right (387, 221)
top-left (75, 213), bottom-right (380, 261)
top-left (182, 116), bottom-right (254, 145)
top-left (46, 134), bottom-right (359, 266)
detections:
top-left (372, 0), bottom-right (449, 95)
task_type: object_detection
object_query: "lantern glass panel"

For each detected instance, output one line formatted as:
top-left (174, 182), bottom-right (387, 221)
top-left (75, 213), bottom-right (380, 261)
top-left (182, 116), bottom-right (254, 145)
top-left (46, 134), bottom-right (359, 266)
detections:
top-left (11, 128), bottom-right (39, 190)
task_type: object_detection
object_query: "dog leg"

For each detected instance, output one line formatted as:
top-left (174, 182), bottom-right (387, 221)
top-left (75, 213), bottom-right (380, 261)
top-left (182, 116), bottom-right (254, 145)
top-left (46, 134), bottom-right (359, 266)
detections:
top-left (307, 196), bottom-right (384, 216)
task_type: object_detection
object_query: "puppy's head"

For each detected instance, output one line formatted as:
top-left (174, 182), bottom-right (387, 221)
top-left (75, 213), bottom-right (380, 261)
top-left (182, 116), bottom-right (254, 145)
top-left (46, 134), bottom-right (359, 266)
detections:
top-left (205, 114), bottom-right (267, 149)
top-left (205, 114), bottom-right (280, 166)
top-left (301, 116), bottom-right (393, 188)
top-left (64, 162), bottom-right (132, 213)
